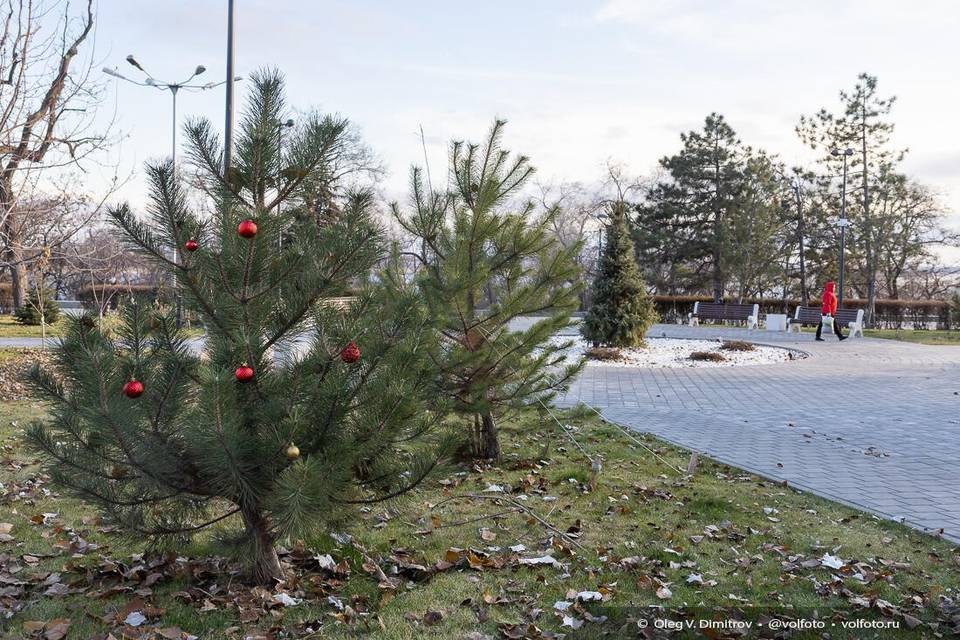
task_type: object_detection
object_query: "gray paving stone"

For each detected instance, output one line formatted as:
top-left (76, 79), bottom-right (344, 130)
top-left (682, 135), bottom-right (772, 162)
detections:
top-left (553, 323), bottom-right (960, 544)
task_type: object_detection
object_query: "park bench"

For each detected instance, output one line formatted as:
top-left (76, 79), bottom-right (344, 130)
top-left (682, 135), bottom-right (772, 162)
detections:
top-left (687, 302), bottom-right (759, 330)
top-left (786, 306), bottom-right (864, 338)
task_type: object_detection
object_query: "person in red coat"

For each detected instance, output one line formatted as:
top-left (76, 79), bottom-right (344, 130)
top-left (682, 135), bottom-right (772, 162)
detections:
top-left (816, 281), bottom-right (847, 341)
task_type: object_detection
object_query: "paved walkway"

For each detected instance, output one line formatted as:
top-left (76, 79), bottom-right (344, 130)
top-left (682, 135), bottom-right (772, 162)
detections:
top-left (555, 324), bottom-right (960, 543)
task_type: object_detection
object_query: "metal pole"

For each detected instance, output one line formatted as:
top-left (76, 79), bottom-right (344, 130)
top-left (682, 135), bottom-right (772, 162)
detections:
top-left (171, 87), bottom-right (184, 327)
top-left (171, 87), bottom-right (178, 166)
top-left (792, 181), bottom-right (808, 302)
top-left (277, 122), bottom-right (283, 250)
top-left (838, 154), bottom-right (848, 309)
top-left (223, 0), bottom-right (236, 175)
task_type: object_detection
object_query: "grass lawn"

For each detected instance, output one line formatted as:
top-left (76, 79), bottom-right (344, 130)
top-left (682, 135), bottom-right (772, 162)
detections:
top-left (0, 315), bottom-right (65, 339)
top-left (0, 314), bottom-right (206, 340)
top-left (863, 328), bottom-right (960, 345)
top-left (1, 397), bottom-right (958, 638)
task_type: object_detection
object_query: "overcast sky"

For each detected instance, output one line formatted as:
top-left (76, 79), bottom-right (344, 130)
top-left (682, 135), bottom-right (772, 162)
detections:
top-left (91, 0), bottom-right (960, 252)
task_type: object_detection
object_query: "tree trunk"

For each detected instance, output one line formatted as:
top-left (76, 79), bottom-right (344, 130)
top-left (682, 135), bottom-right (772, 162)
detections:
top-left (1, 209), bottom-right (27, 310)
top-left (712, 246), bottom-right (723, 303)
top-left (241, 505), bottom-right (283, 584)
top-left (866, 267), bottom-right (878, 328)
top-left (476, 412), bottom-right (501, 460)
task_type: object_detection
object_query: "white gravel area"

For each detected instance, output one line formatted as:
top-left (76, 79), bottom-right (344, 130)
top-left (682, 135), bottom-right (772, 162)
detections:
top-left (553, 336), bottom-right (800, 368)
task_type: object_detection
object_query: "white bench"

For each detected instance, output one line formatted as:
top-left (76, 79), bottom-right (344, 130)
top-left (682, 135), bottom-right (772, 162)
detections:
top-left (688, 302), bottom-right (759, 330)
top-left (786, 306), bottom-right (864, 338)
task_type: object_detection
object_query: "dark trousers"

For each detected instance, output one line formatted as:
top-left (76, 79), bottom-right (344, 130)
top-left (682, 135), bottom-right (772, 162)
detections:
top-left (816, 317), bottom-right (844, 339)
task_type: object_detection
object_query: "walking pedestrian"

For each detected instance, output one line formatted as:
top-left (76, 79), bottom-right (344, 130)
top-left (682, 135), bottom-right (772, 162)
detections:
top-left (816, 281), bottom-right (847, 341)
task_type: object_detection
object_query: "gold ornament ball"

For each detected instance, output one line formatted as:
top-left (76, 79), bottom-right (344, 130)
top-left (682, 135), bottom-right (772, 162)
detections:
top-left (286, 444), bottom-right (300, 460)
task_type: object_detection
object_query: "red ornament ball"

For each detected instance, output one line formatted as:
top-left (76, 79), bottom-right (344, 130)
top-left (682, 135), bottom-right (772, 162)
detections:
top-left (235, 364), bottom-right (255, 383)
top-left (123, 379), bottom-right (144, 398)
top-left (185, 239), bottom-right (199, 252)
top-left (340, 341), bottom-right (360, 364)
top-left (237, 220), bottom-right (258, 238)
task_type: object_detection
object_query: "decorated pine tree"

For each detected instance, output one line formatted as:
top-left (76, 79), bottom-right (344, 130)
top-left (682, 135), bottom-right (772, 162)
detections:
top-left (26, 69), bottom-right (450, 584)
top-left (393, 120), bottom-right (583, 459)
top-left (582, 202), bottom-right (658, 347)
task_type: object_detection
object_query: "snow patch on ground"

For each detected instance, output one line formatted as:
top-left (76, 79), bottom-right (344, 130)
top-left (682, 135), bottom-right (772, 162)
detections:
top-left (553, 337), bottom-right (799, 368)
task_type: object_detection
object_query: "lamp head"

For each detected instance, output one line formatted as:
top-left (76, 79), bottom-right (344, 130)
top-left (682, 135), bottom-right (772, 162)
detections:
top-left (284, 119), bottom-right (295, 128)
top-left (126, 54), bottom-right (143, 71)
top-left (102, 67), bottom-right (122, 78)
top-left (195, 65), bottom-right (206, 75)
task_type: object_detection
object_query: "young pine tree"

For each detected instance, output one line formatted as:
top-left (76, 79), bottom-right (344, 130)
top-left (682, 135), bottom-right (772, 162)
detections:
top-left (582, 202), bottom-right (658, 347)
top-left (393, 120), bottom-right (583, 460)
top-left (26, 69), bottom-right (450, 584)
top-left (14, 286), bottom-right (60, 326)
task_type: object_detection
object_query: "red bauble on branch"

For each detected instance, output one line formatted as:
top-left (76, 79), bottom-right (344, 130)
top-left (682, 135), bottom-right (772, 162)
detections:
top-left (235, 364), bottom-right (255, 383)
top-left (185, 239), bottom-right (199, 252)
top-left (123, 379), bottom-right (144, 398)
top-left (340, 341), bottom-right (360, 364)
top-left (237, 220), bottom-right (258, 239)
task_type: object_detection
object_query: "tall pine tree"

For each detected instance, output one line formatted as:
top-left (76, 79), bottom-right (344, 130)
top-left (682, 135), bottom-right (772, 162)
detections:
top-left (582, 202), bottom-right (657, 347)
top-left (393, 120), bottom-right (583, 460)
top-left (26, 69), bottom-right (450, 584)
top-left (797, 73), bottom-right (903, 324)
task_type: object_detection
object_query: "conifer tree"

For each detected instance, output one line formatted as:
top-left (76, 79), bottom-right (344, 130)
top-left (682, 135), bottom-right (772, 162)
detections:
top-left (25, 69), bottom-right (450, 584)
top-left (797, 73), bottom-right (904, 325)
top-left (393, 120), bottom-right (583, 460)
top-left (14, 286), bottom-right (60, 326)
top-left (582, 202), bottom-right (657, 347)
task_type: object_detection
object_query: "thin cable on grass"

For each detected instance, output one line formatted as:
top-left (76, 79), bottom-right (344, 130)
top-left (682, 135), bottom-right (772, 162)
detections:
top-left (433, 508), bottom-right (520, 529)
top-left (473, 325), bottom-right (598, 470)
top-left (432, 493), bottom-right (588, 553)
top-left (582, 403), bottom-right (685, 475)
top-left (476, 323), bottom-right (683, 475)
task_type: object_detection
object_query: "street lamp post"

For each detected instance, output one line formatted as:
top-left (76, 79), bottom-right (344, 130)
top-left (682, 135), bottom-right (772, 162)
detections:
top-left (831, 148), bottom-right (854, 308)
top-left (224, 0), bottom-right (237, 175)
top-left (103, 57), bottom-right (242, 326)
top-left (104, 56), bottom-right (242, 165)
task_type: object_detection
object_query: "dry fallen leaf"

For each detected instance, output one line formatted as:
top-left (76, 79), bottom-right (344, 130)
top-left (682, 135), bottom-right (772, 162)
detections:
top-left (821, 553), bottom-right (845, 570)
top-left (124, 611), bottom-right (147, 627)
top-left (423, 610), bottom-right (444, 626)
top-left (22, 621), bottom-right (46, 633)
top-left (44, 618), bottom-right (71, 640)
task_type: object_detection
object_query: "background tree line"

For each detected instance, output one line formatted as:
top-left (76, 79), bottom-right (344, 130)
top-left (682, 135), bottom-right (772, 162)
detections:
top-left (1, 20), bottom-right (956, 335)
top-left (546, 74), bottom-right (957, 328)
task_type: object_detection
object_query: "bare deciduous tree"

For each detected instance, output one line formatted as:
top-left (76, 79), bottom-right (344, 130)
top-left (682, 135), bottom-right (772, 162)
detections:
top-left (537, 180), bottom-right (604, 308)
top-left (0, 0), bottom-right (108, 309)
